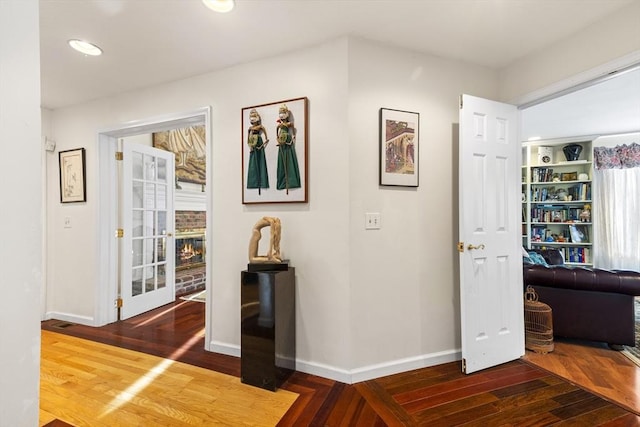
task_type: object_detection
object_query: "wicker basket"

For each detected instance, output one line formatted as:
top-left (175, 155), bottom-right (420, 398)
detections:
top-left (524, 286), bottom-right (554, 353)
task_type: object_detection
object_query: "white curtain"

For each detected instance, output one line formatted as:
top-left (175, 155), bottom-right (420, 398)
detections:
top-left (593, 143), bottom-right (640, 271)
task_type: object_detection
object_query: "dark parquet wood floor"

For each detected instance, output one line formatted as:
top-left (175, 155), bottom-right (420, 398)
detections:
top-left (42, 300), bottom-right (640, 426)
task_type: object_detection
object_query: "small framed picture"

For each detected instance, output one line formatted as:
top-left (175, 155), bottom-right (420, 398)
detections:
top-left (242, 97), bottom-right (308, 204)
top-left (538, 146), bottom-right (553, 164)
top-left (379, 108), bottom-right (419, 187)
top-left (59, 148), bottom-right (86, 203)
top-left (561, 172), bottom-right (578, 181)
top-left (569, 224), bottom-right (589, 243)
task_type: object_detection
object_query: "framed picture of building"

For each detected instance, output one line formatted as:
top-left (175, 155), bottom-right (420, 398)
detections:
top-left (242, 97), bottom-right (308, 204)
top-left (379, 108), bottom-right (419, 187)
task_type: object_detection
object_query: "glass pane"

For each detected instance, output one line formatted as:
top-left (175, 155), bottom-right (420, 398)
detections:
top-left (144, 238), bottom-right (155, 265)
top-left (144, 210), bottom-right (154, 236)
top-left (132, 152), bottom-right (144, 180)
top-left (145, 266), bottom-right (155, 292)
top-left (157, 264), bottom-right (166, 289)
top-left (132, 239), bottom-right (143, 267)
top-left (132, 268), bottom-right (143, 296)
top-left (145, 183), bottom-right (155, 209)
top-left (156, 238), bottom-right (166, 262)
top-left (157, 158), bottom-right (167, 183)
top-left (157, 184), bottom-right (167, 210)
top-left (145, 154), bottom-right (156, 180)
top-left (133, 181), bottom-right (143, 209)
top-left (132, 210), bottom-right (143, 237)
top-left (157, 211), bottom-right (166, 236)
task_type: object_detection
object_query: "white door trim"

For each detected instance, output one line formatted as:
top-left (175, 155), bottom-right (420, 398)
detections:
top-left (95, 107), bottom-right (211, 347)
top-left (510, 50), bottom-right (640, 108)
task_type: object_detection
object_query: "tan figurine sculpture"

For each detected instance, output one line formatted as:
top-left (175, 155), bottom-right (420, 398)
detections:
top-left (248, 216), bottom-right (282, 263)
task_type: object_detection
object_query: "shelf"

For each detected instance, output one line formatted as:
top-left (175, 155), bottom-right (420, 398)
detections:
top-left (530, 200), bottom-right (591, 205)
top-left (530, 222), bottom-right (592, 226)
top-left (531, 242), bottom-right (592, 246)
top-left (530, 180), bottom-right (591, 185)
top-left (565, 262), bottom-right (593, 267)
top-left (523, 138), bottom-right (595, 265)
top-left (530, 160), bottom-right (592, 168)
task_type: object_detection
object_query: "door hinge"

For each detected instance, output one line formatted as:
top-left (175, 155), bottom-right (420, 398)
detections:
top-left (459, 95), bottom-right (463, 109)
top-left (462, 358), bottom-right (467, 373)
top-left (115, 151), bottom-right (123, 161)
top-left (457, 242), bottom-right (464, 253)
top-left (116, 228), bottom-right (124, 238)
top-left (116, 298), bottom-right (123, 308)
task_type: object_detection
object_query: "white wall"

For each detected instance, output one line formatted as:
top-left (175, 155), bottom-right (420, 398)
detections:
top-left (46, 36), bottom-right (501, 381)
top-left (521, 68), bottom-right (640, 140)
top-left (499, 1), bottom-right (640, 103)
top-left (0, 0), bottom-right (41, 424)
top-left (347, 38), bottom-right (498, 375)
top-left (593, 132), bottom-right (640, 148)
top-left (47, 37), bottom-right (354, 374)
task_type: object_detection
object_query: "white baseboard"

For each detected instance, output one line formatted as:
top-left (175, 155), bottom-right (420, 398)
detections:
top-left (207, 339), bottom-right (461, 384)
top-left (210, 340), bottom-right (240, 358)
top-left (297, 349), bottom-right (461, 384)
top-left (43, 311), bottom-right (95, 326)
top-left (348, 349), bottom-right (461, 384)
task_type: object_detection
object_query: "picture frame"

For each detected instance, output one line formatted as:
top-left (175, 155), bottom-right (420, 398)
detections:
top-left (152, 125), bottom-right (206, 185)
top-left (242, 97), bottom-right (308, 204)
top-left (561, 171), bottom-right (578, 181)
top-left (569, 224), bottom-right (589, 243)
top-left (537, 146), bottom-right (553, 164)
top-left (379, 108), bottom-right (419, 187)
top-left (59, 148), bottom-right (87, 203)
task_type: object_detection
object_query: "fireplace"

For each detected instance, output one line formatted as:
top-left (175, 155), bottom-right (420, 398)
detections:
top-left (175, 228), bottom-right (206, 271)
top-left (174, 211), bottom-right (206, 297)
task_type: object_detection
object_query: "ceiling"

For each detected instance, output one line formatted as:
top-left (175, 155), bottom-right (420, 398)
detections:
top-left (39, 0), bottom-right (635, 110)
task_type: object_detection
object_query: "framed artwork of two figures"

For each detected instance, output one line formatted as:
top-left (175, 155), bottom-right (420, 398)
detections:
top-left (242, 97), bottom-right (308, 204)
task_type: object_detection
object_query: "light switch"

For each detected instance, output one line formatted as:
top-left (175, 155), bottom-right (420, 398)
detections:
top-left (64, 217), bottom-right (71, 228)
top-left (365, 213), bottom-right (381, 230)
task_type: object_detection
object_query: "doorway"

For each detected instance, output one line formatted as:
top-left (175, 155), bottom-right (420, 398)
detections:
top-left (96, 106), bottom-right (213, 350)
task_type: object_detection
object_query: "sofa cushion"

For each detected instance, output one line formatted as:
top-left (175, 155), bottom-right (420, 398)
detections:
top-left (523, 264), bottom-right (640, 296)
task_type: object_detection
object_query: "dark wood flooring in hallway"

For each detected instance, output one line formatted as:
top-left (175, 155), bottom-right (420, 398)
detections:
top-left (41, 300), bottom-right (640, 426)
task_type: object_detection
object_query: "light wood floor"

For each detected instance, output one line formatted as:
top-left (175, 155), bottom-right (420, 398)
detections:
top-left (42, 301), bottom-right (639, 425)
top-left (523, 338), bottom-right (640, 415)
top-left (40, 330), bottom-right (298, 427)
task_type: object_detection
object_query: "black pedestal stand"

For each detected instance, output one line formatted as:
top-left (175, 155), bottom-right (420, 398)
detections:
top-left (240, 263), bottom-right (295, 391)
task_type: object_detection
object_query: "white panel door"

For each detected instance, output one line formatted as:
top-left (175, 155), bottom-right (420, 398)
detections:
top-left (121, 143), bottom-right (175, 320)
top-left (459, 94), bottom-right (524, 374)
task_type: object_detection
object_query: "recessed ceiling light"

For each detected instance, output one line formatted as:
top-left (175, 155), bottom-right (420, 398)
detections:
top-left (68, 39), bottom-right (103, 56)
top-left (202, 0), bottom-right (234, 13)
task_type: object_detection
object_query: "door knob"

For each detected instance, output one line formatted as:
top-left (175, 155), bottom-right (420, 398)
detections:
top-left (467, 244), bottom-right (485, 250)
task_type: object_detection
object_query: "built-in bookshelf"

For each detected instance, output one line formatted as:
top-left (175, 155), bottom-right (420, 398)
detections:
top-left (522, 137), bottom-right (595, 266)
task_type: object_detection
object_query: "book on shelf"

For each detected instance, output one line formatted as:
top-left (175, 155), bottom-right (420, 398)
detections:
top-left (565, 246), bottom-right (591, 263)
top-left (531, 167), bottom-right (554, 183)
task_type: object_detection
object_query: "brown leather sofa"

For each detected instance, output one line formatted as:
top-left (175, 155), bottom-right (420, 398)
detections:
top-left (523, 251), bottom-right (640, 347)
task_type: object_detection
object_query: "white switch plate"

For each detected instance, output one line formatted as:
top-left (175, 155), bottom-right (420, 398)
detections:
top-left (365, 213), bottom-right (381, 230)
top-left (64, 217), bottom-right (71, 228)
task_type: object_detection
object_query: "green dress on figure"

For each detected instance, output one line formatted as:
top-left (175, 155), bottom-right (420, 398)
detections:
top-left (276, 116), bottom-right (301, 192)
top-left (247, 132), bottom-right (269, 190)
top-left (246, 110), bottom-right (270, 192)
